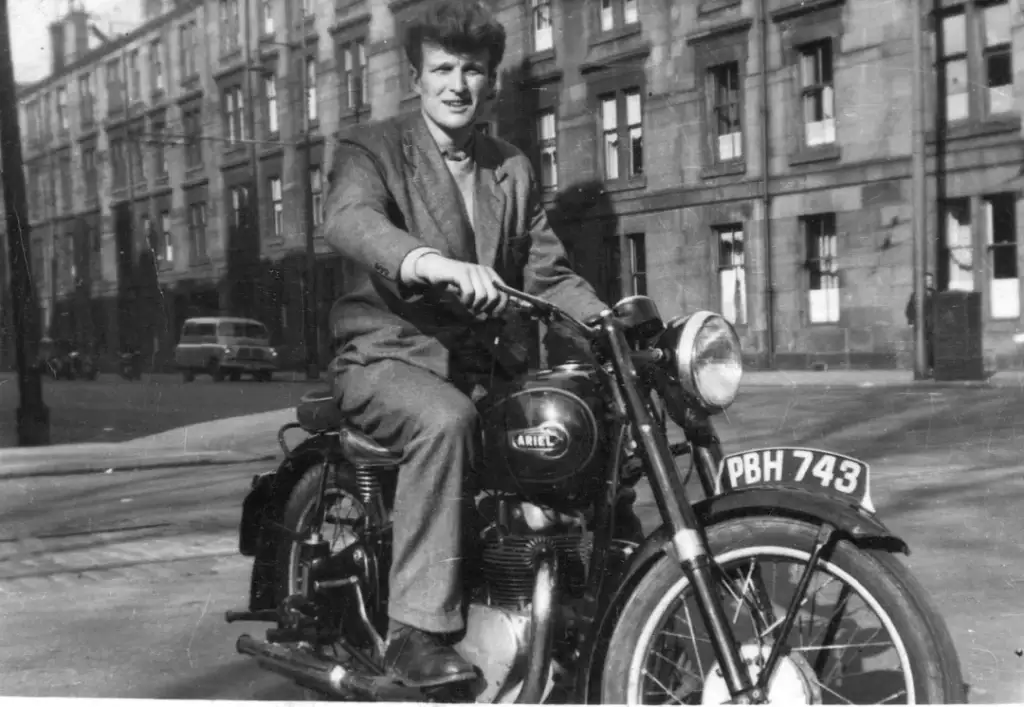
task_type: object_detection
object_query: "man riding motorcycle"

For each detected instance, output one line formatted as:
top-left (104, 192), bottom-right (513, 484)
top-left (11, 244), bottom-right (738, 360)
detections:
top-left (322, 0), bottom-right (609, 690)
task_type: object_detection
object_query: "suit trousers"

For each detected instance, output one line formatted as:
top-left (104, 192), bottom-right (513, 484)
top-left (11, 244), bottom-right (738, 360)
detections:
top-left (333, 358), bottom-right (477, 634)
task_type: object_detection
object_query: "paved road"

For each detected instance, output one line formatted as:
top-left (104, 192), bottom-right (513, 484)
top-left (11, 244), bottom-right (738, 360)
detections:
top-left (0, 375), bottom-right (321, 447)
top-left (4, 385), bottom-right (1024, 700)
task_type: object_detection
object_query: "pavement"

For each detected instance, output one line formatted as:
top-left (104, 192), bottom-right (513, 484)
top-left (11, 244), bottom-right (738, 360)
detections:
top-left (0, 367), bottom-right (1020, 479)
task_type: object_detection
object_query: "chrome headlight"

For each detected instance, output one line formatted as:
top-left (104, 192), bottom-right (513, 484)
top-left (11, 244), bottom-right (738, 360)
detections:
top-left (659, 312), bottom-right (743, 412)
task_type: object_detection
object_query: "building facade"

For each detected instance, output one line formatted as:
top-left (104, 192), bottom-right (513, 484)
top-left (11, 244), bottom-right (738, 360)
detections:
top-left (16, 0), bottom-right (1024, 371)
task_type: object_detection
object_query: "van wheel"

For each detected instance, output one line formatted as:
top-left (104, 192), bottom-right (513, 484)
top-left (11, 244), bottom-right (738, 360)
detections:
top-left (229, 371), bottom-right (242, 382)
top-left (208, 360), bottom-right (225, 382)
top-left (182, 370), bottom-right (195, 383)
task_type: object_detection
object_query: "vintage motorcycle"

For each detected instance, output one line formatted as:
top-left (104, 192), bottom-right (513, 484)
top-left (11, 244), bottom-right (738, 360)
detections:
top-left (226, 284), bottom-right (965, 704)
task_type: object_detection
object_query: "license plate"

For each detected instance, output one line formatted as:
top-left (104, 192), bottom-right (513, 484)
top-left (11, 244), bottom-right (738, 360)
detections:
top-left (716, 447), bottom-right (875, 513)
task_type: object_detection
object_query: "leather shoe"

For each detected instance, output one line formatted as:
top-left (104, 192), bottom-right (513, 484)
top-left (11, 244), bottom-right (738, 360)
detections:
top-left (385, 623), bottom-right (478, 688)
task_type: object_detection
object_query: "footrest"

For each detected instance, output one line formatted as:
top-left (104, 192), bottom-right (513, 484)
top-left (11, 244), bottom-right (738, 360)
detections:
top-left (225, 609), bottom-right (279, 624)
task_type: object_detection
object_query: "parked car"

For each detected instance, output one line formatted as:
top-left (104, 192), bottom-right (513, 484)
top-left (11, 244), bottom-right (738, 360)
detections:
top-left (174, 317), bottom-right (279, 383)
top-left (35, 337), bottom-right (99, 380)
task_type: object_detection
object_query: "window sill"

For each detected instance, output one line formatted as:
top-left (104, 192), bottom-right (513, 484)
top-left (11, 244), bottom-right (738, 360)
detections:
top-left (221, 47), bottom-right (243, 63)
top-left (789, 143), bottom-right (840, 166)
top-left (157, 259), bottom-right (175, 273)
top-left (150, 88), bottom-right (166, 104)
top-left (698, 0), bottom-right (741, 15)
top-left (702, 160), bottom-right (746, 179)
top-left (928, 115), bottom-right (1021, 143)
top-left (180, 74), bottom-right (201, 92)
top-left (185, 165), bottom-right (206, 181)
top-left (189, 257), bottom-right (212, 268)
top-left (602, 176), bottom-right (647, 194)
top-left (155, 174), bottom-right (170, 187)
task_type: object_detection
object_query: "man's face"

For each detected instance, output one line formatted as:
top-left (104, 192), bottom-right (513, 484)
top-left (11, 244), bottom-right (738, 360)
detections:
top-left (411, 42), bottom-right (493, 134)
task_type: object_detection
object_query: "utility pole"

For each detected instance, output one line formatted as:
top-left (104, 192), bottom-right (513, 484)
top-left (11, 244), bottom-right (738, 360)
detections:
top-left (0, 0), bottom-right (50, 445)
top-left (911, 0), bottom-right (929, 380)
top-left (297, 2), bottom-right (318, 380)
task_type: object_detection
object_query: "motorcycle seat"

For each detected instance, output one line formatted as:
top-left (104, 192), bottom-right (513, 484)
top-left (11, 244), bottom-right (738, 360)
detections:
top-left (296, 389), bottom-right (400, 466)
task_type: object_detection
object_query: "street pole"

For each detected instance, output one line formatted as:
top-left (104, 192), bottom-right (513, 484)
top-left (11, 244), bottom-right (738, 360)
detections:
top-left (911, 0), bottom-right (929, 379)
top-left (242, 0), bottom-right (260, 319)
top-left (298, 4), bottom-right (318, 380)
top-left (0, 0), bottom-right (50, 445)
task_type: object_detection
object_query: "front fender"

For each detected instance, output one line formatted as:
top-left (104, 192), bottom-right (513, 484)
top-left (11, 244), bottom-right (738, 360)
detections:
top-left (577, 485), bottom-right (907, 701)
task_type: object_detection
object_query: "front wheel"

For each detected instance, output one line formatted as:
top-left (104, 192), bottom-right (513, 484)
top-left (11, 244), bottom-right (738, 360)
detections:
top-left (601, 516), bottom-right (965, 705)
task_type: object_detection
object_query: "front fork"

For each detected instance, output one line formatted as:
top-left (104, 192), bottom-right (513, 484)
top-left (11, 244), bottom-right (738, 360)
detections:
top-left (601, 320), bottom-right (764, 704)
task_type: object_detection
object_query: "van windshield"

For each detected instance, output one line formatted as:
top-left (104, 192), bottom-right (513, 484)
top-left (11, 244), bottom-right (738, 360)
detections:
top-left (219, 322), bottom-right (269, 339)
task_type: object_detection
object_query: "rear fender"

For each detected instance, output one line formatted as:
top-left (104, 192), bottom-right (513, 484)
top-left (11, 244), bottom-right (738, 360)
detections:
top-left (239, 433), bottom-right (340, 557)
top-left (577, 485), bottom-right (908, 700)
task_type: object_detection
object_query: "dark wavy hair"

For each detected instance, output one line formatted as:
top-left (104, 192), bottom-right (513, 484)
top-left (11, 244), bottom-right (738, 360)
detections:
top-left (404, 0), bottom-right (507, 76)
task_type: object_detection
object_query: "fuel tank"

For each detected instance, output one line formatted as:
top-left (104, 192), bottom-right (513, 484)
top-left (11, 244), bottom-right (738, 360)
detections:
top-left (475, 363), bottom-right (608, 504)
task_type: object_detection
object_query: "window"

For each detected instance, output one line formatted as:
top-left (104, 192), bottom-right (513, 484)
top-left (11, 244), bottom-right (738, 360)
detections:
top-left (302, 0), bottom-right (314, 17)
top-left (78, 73), bottom-right (94, 127)
top-left (180, 21), bottom-right (197, 78)
top-left (537, 108), bottom-right (558, 190)
top-left (306, 56), bottom-right (319, 123)
top-left (159, 210), bottom-right (173, 262)
top-left (804, 213), bottom-right (840, 323)
top-left (269, 177), bottom-right (283, 237)
top-left (798, 40), bottom-right (835, 147)
top-left (230, 186), bottom-right (248, 227)
top-left (264, 75), bottom-right (279, 135)
top-left (126, 50), bottom-right (141, 102)
top-left (716, 225), bottom-right (748, 325)
top-left (56, 86), bottom-right (68, 133)
top-left (939, 12), bottom-right (968, 122)
top-left (188, 202), bottom-right (208, 261)
top-left (89, 223), bottom-right (101, 281)
top-left (220, 0), bottom-right (241, 54)
top-left (183, 105), bottom-right (203, 168)
top-left (106, 58), bottom-right (122, 112)
top-left (82, 147), bottom-right (97, 203)
top-left (709, 62), bottom-right (742, 162)
top-left (981, 2), bottom-right (1012, 115)
top-left (599, 0), bottom-right (638, 32)
top-left (110, 137), bottom-right (127, 189)
top-left (223, 86), bottom-right (245, 143)
top-left (942, 199), bottom-right (973, 292)
top-left (261, 0), bottom-right (274, 34)
top-left (59, 151), bottom-right (72, 211)
top-left (151, 115), bottom-right (168, 178)
top-left (532, 0), bottom-right (552, 52)
top-left (341, 40), bottom-right (368, 110)
top-left (985, 193), bottom-right (1018, 318)
top-left (627, 233), bottom-right (647, 296)
top-left (600, 88), bottom-right (643, 181)
top-left (150, 39), bottom-right (164, 93)
top-left (310, 167), bottom-right (324, 226)
top-left (128, 124), bottom-right (145, 182)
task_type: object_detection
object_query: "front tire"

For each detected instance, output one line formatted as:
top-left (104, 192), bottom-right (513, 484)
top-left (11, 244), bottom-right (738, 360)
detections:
top-left (601, 516), bottom-right (965, 704)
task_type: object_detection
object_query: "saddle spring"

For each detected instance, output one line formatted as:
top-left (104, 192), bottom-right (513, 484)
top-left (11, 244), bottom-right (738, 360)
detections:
top-left (354, 468), bottom-right (382, 507)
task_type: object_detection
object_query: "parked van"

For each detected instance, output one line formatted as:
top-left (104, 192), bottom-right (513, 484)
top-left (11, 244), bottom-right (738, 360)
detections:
top-left (174, 317), bottom-right (279, 382)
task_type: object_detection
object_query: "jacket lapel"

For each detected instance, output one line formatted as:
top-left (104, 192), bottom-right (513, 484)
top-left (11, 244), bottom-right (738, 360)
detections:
top-left (403, 115), bottom-right (474, 259)
top-left (473, 136), bottom-right (508, 268)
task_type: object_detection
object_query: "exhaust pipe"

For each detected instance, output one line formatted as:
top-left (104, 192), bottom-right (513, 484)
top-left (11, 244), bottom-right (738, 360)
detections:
top-left (237, 634), bottom-right (421, 701)
top-left (516, 544), bottom-right (558, 704)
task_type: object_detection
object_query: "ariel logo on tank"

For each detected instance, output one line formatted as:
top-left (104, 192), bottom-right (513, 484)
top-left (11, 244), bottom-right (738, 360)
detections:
top-left (508, 421), bottom-right (570, 459)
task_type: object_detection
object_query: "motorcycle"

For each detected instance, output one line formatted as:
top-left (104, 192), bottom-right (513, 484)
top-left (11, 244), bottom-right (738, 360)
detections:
top-left (226, 284), bottom-right (966, 704)
top-left (119, 349), bottom-right (143, 381)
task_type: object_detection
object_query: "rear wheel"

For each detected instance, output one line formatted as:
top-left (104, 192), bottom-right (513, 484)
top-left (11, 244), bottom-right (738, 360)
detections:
top-left (600, 516), bottom-right (965, 704)
top-left (278, 463), bottom-right (387, 700)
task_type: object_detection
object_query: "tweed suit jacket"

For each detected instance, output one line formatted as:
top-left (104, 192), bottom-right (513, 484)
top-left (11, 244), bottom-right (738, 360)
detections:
top-left (323, 111), bottom-right (606, 381)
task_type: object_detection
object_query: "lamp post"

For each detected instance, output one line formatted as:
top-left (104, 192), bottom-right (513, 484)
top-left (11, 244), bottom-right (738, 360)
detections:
top-left (911, 0), bottom-right (929, 380)
top-left (0, 0), bottom-right (50, 445)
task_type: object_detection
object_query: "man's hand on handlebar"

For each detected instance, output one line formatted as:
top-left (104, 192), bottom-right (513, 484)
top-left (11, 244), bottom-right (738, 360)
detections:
top-left (414, 254), bottom-right (509, 318)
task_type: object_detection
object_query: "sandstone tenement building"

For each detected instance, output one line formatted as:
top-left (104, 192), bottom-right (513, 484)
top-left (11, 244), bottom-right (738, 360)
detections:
top-left (16, 0), bottom-right (1024, 370)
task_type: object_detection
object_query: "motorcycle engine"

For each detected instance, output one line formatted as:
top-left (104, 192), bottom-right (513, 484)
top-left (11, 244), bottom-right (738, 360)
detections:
top-left (473, 495), bottom-right (591, 610)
